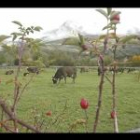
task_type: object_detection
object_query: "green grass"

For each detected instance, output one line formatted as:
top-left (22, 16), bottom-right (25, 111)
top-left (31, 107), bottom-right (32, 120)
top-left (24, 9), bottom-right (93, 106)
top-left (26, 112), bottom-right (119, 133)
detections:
top-left (0, 68), bottom-right (140, 133)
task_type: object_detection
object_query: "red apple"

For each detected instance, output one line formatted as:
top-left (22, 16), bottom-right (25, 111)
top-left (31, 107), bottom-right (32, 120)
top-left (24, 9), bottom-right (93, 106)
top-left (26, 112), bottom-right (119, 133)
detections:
top-left (46, 111), bottom-right (52, 116)
top-left (80, 98), bottom-right (89, 110)
top-left (111, 14), bottom-right (120, 24)
top-left (112, 15), bottom-right (120, 21)
top-left (82, 44), bottom-right (88, 50)
top-left (110, 111), bottom-right (115, 119)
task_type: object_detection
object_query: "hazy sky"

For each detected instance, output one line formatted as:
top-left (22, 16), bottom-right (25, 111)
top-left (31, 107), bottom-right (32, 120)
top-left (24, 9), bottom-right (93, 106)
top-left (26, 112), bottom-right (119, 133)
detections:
top-left (0, 8), bottom-right (140, 38)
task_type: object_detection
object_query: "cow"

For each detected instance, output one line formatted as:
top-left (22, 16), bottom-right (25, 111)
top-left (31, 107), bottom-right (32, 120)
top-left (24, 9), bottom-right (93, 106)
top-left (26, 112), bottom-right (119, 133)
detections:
top-left (80, 66), bottom-right (89, 73)
top-left (52, 66), bottom-right (77, 84)
top-left (97, 66), bottom-right (109, 76)
top-left (5, 70), bottom-right (14, 75)
top-left (127, 68), bottom-right (136, 73)
top-left (27, 67), bottom-right (40, 74)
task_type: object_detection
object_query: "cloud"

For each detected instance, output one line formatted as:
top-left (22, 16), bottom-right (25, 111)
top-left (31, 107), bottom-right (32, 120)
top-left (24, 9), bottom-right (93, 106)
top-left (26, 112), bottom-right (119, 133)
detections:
top-left (0, 8), bottom-right (140, 38)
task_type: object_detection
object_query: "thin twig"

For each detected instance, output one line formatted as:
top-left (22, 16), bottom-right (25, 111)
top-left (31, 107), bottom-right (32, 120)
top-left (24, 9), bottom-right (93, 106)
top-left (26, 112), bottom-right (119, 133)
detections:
top-left (84, 110), bottom-right (88, 133)
top-left (17, 74), bottom-right (35, 102)
top-left (105, 75), bottom-right (112, 85)
top-left (1, 124), bottom-right (16, 133)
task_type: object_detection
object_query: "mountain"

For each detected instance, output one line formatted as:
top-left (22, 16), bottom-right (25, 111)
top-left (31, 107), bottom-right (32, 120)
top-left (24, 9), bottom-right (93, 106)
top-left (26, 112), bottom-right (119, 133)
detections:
top-left (42, 20), bottom-right (95, 42)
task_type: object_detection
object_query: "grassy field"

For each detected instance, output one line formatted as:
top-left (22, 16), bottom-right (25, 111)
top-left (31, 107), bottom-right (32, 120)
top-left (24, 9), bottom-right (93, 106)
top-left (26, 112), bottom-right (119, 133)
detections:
top-left (0, 67), bottom-right (140, 133)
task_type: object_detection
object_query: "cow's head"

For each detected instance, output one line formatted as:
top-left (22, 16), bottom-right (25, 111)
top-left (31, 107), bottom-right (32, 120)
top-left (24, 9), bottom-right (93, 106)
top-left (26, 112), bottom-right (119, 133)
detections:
top-left (52, 76), bottom-right (57, 84)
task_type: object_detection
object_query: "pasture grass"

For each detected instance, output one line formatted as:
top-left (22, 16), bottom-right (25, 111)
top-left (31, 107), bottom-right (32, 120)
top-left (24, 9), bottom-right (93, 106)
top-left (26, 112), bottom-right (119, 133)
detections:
top-left (0, 67), bottom-right (140, 133)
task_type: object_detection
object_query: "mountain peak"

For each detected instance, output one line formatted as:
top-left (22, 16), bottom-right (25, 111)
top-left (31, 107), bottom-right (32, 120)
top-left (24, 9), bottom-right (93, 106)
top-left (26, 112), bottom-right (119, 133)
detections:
top-left (61, 20), bottom-right (83, 32)
top-left (43, 20), bottom-right (87, 41)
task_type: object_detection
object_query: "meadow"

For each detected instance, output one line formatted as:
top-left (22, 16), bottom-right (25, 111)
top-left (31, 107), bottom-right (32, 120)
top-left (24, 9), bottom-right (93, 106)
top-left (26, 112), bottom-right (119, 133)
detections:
top-left (0, 67), bottom-right (140, 133)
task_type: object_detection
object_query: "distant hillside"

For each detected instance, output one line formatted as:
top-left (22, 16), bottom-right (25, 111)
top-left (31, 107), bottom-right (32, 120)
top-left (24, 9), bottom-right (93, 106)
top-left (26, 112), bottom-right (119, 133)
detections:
top-left (102, 44), bottom-right (140, 59)
top-left (42, 37), bottom-right (80, 53)
top-left (42, 36), bottom-right (140, 59)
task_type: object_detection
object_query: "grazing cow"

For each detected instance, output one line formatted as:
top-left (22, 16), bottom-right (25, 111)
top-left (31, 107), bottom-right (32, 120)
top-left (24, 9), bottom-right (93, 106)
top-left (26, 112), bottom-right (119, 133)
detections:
top-left (52, 66), bottom-right (77, 84)
top-left (97, 66), bottom-right (109, 76)
top-left (5, 70), bottom-right (14, 75)
top-left (27, 67), bottom-right (40, 74)
top-left (80, 66), bottom-right (89, 73)
top-left (116, 67), bottom-right (125, 73)
top-left (127, 68), bottom-right (136, 73)
top-left (109, 67), bottom-right (125, 74)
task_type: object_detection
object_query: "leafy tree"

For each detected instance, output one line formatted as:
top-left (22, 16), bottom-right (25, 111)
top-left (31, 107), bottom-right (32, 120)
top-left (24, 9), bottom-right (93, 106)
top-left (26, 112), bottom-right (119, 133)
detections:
top-left (0, 21), bottom-right (43, 133)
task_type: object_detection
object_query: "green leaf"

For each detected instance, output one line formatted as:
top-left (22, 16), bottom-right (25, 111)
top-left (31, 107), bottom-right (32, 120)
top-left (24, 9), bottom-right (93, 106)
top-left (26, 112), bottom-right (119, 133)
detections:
top-left (12, 34), bottom-right (17, 41)
top-left (0, 35), bottom-right (10, 42)
top-left (12, 21), bottom-right (22, 26)
top-left (11, 32), bottom-right (23, 41)
top-left (34, 26), bottom-right (43, 32)
top-left (110, 11), bottom-right (121, 19)
top-left (96, 9), bottom-right (108, 19)
top-left (26, 31), bottom-right (29, 35)
top-left (78, 33), bottom-right (85, 45)
top-left (26, 27), bottom-right (31, 31)
top-left (31, 26), bottom-right (34, 29)
top-left (107, 8), bottom-right (112, 16)
top-left (11, 32), bottom-right (23, 36)
top-left (102, 23), bottom-right (112, 30)
top-left (30, 30), bottom-right (34, 33)
top-left (18, 26), bottom-right (23, 29)
top-left (17, 33), bottom-right (23, 36)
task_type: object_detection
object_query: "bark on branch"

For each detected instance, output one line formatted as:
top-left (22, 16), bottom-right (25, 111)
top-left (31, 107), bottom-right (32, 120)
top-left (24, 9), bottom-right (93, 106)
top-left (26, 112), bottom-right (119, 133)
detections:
top-left (0, 98), bottom-right (41, 133)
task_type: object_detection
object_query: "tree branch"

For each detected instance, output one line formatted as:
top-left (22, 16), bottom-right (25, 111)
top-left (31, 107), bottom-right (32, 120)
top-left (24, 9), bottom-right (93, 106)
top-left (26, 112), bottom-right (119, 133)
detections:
top-left (0, 98), bottom-right (41, 133)
top-left (105, 75), bottom-right (112, 85)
